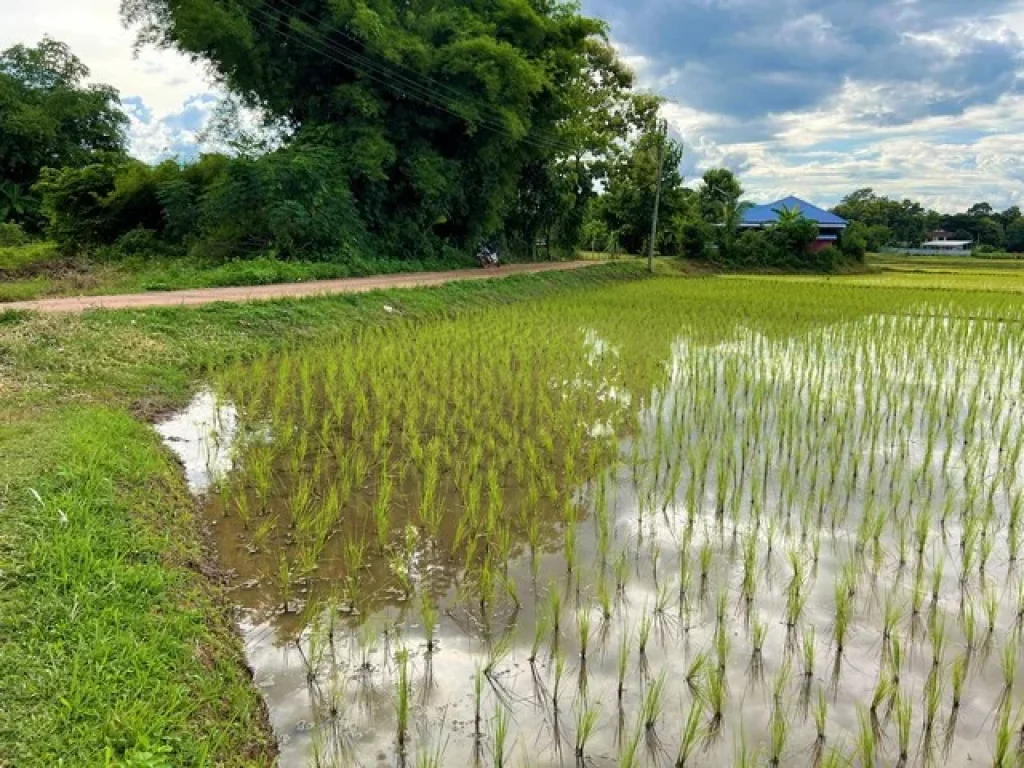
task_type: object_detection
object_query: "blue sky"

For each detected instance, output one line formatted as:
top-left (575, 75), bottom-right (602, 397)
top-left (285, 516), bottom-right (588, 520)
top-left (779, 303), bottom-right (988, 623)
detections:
top-left (4, 0), bottom-right (1024, 211)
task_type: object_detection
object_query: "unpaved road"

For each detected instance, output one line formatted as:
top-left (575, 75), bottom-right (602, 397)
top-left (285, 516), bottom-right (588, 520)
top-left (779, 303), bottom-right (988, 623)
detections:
top-left (2, 261), bottom-right (593, 314)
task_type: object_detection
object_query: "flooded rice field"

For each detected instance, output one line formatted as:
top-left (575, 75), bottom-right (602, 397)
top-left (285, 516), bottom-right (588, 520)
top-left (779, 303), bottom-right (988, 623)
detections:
top-left (160, 281), bottom-right (1024, 767)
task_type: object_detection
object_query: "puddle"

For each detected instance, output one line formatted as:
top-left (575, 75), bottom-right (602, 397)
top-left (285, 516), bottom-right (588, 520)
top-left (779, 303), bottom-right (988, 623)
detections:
top-left (157, 390), bottom-right (238, 495)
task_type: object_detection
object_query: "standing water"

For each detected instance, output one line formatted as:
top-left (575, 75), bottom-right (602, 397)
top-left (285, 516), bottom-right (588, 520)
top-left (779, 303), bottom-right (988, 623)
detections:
top-left (160, 281), bottom-right (1024, 767)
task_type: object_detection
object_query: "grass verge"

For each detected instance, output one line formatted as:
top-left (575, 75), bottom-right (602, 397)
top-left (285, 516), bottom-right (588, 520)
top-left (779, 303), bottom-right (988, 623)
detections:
top-left (0, 244), bottom-right (587, 303)
top-left (0, 260), bottom-right (648, 766)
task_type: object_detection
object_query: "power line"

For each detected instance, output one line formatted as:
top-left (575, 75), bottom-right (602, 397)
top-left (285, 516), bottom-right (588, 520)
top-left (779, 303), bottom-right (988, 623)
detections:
top-left (274, 0), bottom-right (521, 116)
top-left (243, 2), bottom-right (576, 153)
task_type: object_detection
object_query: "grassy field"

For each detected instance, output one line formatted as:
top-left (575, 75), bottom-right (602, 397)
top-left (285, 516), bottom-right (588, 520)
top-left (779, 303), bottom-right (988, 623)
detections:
top-left (2, 256), bottom-right (1023, 766)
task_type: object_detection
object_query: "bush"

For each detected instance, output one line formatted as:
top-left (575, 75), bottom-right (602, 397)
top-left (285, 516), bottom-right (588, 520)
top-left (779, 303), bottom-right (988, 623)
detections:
top-left (198, 143), bottom-right (368, 261)
top-left (840, 223), bottom-right (867, 262)
top-left (0, 221), bottom-right (26, 246)
top-left (115, 228), bottom-right (174, 258)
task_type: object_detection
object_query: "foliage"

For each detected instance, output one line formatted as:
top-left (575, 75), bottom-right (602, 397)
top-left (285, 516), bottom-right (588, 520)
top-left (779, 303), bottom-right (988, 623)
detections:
top-left (589, 129), bottom-right (687, 254)
top-left (198, 142), bottom-right (369, 261)
top-left (0, 38), bottom-right (127, 229)
top-left (834, 188), bottom-right (1022, 250)
top-left (1006, 219), bottom-right (1024, 253)
top-left (698, 168), bottom-right (743, 223)
top-left (120, 0), bottom-right (637, 262)
top-left (0, 221), bottom-right (26, 246)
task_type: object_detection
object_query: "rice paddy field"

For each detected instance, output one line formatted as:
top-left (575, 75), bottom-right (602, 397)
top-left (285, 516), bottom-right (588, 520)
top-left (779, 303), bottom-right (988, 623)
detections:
top-left (158, 272), bottom-right (1024, 768)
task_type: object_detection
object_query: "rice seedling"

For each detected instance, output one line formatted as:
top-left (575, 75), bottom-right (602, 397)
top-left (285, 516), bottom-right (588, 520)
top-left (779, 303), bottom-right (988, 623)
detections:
top-left (552, 651), bottom-right (567, 711)
top-left (573, 699), bottom-right (599, 760)
top-left (811, 688), bottom-right (828, 764)
top-left (685, 650), bottom-right (708, 697)
top-left (749, 616), bottom-right (767, 681)
top-left (999, 640), bottom-right (1017, 710)
top-left (637, 609), bottom-right (653, 662)
top-left (576, 609), bottom-right (591, 662)
top-left (895, 693), bottom-right (912, 767)
top-left (618, 714), bottom-right (643, 768)
top-left (767, 707), bottom-right (790, 768)
top-left (923, 668), bottom-right (943, 741)
top-left (396, 649), bottom-right (411, 750)
top-left (992, 700), bottom-right (1014, 768)
top-left (617, 631), bottom-right (630, 701)
top-left (703, 667), bottom-right (727, 742)
top-left (674, 698), bottom-right (704, 767)
top-left (855, 705), bottom-right (877, 768)
top-left (473, 664), bottom-right (484, 744)
top-left (929, 612), bottom-right (948, 668)
top-left (492, 704), bottom-right (511, 768)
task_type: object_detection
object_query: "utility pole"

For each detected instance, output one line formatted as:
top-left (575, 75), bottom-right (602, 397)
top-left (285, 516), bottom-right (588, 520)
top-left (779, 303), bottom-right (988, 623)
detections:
top-left (648, 118), bottom-right (668, 274)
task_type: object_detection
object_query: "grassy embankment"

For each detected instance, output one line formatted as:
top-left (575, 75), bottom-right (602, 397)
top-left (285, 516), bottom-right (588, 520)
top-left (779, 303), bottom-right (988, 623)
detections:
top-left (0, 242), bottom-right (486, 303)
top-left (0, 260), bottom-right (652, 766)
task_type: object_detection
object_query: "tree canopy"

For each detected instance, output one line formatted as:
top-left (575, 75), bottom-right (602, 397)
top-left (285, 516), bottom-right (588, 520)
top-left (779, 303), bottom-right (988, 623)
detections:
top-left (0, 38), bottom-right (127, 227)
top-left (833, 188), bottom-right (1023, 252)
top-left (120, 0), bottom-right (646, 259)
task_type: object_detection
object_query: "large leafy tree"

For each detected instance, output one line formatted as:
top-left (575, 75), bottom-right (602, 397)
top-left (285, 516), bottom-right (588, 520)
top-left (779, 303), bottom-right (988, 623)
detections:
top-left (591, 127), bottom-right (686, 255)
top-left (121, 0), bottom-right (619, 257)
top-left (0, 38), bottom-right (127, 226)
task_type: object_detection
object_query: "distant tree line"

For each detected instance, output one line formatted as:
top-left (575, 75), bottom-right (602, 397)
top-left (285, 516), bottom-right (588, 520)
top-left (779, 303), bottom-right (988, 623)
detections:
top-left (7, 21), bottom-right (1005, 270)
top-left (583, 156), bottom-right (861, 270)
top-left (831, 189), bottom-right (1024, 253)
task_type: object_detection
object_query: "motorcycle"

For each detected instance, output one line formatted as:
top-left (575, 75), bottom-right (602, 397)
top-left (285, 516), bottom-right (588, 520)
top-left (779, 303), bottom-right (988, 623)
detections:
top-left (476, 244), bottom-right (500, 268)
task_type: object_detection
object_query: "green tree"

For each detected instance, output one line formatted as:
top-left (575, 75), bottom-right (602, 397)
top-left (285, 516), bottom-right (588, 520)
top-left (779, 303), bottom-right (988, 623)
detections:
top-left (0, 38), bottom-right (127, 227)
top-left (592, 128), bottom-right (685, 254)
top-left (122, 0), bottom-right (617, 259)
top-left (973, 217), bottom-right (1005, 249)
top-left (698, 168), bottom-right (743, 223)
top-left (1006, 219), bottom-right (1024, 254)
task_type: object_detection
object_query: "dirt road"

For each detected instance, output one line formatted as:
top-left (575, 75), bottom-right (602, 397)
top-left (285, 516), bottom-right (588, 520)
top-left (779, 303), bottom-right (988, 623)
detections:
top-left (2, 261), bottom-right (593, 314)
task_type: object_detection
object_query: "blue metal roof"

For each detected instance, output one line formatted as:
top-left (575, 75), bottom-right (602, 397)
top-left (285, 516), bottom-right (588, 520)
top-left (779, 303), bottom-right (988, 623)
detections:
top-left (741, 196), bottom-right (848, 227)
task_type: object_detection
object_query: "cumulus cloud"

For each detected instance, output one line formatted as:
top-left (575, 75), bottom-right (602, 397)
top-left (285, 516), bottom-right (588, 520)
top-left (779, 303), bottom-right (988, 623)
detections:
top-left (589, 0), bottom-right (1024, 210)
top-left (128, 93), bottom-right (221, 163)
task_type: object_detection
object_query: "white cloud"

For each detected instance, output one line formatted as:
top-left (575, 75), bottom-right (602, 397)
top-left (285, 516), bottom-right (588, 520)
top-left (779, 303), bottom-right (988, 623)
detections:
top-left (1, 0), bottom-right (218, 158)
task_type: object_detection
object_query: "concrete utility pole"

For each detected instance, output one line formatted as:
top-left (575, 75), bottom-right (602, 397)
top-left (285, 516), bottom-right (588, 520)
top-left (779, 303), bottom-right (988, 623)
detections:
top-left (648, 118), bottom-right (668, 274)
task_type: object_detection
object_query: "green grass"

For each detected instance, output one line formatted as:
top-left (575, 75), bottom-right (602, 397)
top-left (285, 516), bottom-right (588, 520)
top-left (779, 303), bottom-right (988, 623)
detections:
top-left (0, 241), bottom-right (59, 272)
top-left (0, 248), bottom-right (486, 303)
top-left (0, 261), bottom-right (647, 766)
top-left (0, 408), bottom-right (274, 766)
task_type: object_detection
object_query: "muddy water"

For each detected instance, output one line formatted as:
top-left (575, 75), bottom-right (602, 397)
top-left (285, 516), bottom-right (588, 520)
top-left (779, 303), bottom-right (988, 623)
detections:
top-left (160, 312), bottom-right (1024, 767)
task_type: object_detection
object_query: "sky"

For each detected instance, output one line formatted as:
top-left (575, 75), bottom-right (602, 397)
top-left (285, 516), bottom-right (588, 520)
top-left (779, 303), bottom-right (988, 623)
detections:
top-left (3, 0), bottom-right (1023, 212)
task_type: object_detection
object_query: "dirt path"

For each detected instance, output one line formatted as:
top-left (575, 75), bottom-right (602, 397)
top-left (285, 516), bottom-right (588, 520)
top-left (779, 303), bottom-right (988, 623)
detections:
top-left (2, 261), bottom-right (593, 314)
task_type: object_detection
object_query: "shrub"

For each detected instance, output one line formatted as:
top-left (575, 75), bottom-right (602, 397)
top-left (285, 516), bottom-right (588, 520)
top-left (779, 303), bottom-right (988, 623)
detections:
top-left (841, 223), bottom-right (867, 262)
top-left (0, 221), bottom-right (26, 246)
top-left (34, 159), bottom-right (120, 254)
top-left (198, 143), bottom-right (368, 261)
top-left (115, 228), bottom-right (172, 258)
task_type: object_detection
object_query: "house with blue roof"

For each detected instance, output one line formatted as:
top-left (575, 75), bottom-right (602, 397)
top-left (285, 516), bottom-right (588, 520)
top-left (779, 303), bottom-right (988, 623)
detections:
top-left (741, 196), bottom-right (848, 252)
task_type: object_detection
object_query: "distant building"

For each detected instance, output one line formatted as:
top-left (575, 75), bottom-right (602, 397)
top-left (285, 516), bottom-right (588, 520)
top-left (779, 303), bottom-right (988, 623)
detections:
top-left (928, 229), bottom-right (956, 242)
top-left (740, 196), bottom-right (848, 252)
top-left (919, 239), bottom-right (972, 252)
